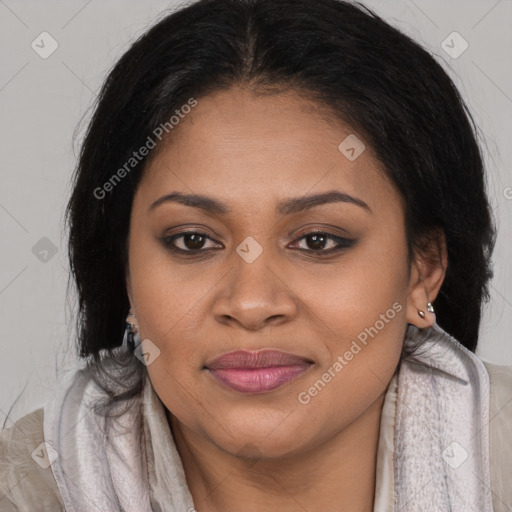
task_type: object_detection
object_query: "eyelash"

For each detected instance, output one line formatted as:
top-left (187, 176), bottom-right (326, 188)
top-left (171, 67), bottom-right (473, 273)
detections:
top-left (162, 230), bottom-right (355, 256)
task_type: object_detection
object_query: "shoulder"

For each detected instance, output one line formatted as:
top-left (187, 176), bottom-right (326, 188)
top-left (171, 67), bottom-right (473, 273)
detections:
top-left (482, 360), bottom-right (512, 419)
top-left (483, 360), bottom-right (512, 388)
top-left (0, 407), bottom-right (64, 511)
top-left (481, 360), bottom-right (512, 511)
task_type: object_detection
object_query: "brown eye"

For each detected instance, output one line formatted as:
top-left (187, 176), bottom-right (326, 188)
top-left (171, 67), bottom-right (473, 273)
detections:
top-left (291, 231), bottom-right (355, 253)
top-left (163, 231), bottom-right (222, 253)
top-left (304, 233), bottom-right (329, 250)
top-left (182, 233), bottom-right (206, 250)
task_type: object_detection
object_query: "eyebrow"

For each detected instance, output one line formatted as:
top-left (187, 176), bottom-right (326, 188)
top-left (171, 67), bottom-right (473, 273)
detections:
top-left (148, 190), bottom-right (371, 215)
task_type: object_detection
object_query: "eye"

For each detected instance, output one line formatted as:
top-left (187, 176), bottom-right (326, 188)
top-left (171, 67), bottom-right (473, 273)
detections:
top-left (163, 231), bottom-right (222, 253)
top-left (289, 230), bottom-right (355, 253)
top-left (162, 229), bottom-right (355, 256)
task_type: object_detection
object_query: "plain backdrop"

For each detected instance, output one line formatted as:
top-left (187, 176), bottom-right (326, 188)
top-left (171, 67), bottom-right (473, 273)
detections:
top-left (1, 0), bottom-right (511, 425)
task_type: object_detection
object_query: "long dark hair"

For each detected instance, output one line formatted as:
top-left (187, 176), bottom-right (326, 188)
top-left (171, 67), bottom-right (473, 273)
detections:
top-left (65, 0), bottom-right (495, 407)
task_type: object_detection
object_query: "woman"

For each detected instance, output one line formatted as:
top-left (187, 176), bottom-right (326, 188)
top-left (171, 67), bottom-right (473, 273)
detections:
top-left (1, 0), bottom-right (511, 510)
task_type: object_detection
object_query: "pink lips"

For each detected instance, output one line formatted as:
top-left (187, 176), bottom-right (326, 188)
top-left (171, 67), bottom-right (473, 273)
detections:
top-left (205, 349), bottom-right (313, 394)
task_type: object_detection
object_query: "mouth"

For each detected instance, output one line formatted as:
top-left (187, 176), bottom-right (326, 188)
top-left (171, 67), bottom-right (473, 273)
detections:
top-left (204, 349), bottom-right (315, 394)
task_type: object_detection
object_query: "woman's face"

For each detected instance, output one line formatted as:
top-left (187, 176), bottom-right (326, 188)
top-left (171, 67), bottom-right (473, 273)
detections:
top-left (126, 87), bottom-right (432, 458)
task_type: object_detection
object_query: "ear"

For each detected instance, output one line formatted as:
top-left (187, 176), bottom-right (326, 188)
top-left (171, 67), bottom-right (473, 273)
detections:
top-left (125, 271), bottom-right (136, 315)
top-left (406, 228), bottom-right (447, 328)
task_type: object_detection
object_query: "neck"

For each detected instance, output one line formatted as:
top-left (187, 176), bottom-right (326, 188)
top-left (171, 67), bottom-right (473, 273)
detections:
top-left (168, 392), bottom-right (386, 512)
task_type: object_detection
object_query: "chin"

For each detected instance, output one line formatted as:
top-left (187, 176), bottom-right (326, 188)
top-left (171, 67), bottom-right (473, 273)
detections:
top-left (206, 411), bottom-right (311, 461)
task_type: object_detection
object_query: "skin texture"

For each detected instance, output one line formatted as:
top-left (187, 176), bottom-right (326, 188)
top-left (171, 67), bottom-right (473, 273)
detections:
top-left (126, 87), bottom-right (446, 512)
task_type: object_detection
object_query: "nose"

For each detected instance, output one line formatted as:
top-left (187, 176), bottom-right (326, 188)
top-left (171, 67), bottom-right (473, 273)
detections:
top-left (212, 248), bottom-right (298, 331)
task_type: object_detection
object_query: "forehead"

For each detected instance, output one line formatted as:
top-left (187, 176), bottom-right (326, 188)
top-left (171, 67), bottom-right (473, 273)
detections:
top-left (138, 87), bottom-right (400, 215)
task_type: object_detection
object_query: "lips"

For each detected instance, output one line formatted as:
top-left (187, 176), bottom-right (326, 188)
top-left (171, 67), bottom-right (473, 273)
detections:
top-left (206, 349), bottom-right (313, 369)
top-left (205, 349), bottom-right (314, 393)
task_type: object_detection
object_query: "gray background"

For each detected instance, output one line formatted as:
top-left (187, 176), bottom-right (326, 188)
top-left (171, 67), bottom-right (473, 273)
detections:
top-left (1, 0), bottom-right (511, 425)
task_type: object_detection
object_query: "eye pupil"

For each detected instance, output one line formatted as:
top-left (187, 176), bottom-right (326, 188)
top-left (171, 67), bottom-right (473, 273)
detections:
top-left (307, 234), bottom-right (327, 250)
top-left (184, 233), bottom-right (205, 249)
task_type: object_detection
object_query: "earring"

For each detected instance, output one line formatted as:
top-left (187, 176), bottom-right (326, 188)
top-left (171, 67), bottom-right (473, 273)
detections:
top-left (427, 302), bottom-right (435, 314)
top-left (122, 310), bottom-right (141, 350)
top-left (417, 309), bottom-right (426, 319)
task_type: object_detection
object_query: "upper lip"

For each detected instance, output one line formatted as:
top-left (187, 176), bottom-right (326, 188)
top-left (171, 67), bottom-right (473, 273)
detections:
top-left (205, 349), bottom-right (314, 370)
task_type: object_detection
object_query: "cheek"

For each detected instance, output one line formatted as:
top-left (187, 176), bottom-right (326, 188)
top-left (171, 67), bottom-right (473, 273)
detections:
top-left (292, 231), bottom-right (409, 412)
top-left (294, 265), bottom-right (408, 440)
top-left (301, 227), bottom-right (410, 336)
top-left (294, 327), bottom-right (404, 450)
top-left (127, 224), bottom-right (213, 396)
top-left (128, 246), bottom-right (211, 426)
top-left (128, 220), bottom-right (210, 338)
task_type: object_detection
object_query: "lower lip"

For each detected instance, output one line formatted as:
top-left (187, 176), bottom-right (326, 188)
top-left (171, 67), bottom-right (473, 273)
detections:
top-left (206, 365), bottom-right (311, 393)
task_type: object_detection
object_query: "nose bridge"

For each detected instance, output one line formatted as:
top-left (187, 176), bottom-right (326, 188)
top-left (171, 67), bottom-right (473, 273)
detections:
top-left (213, 236), bottom-right (297, 329)
top-left (234, 241), bottom-right (276, 300)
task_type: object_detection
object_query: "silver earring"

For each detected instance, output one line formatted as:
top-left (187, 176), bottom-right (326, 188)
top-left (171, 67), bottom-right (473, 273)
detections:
top-left (122, 310), bottom-right (140, 350)
top-left (427, 302), bottom-right (435, 314)
top-left (417, 309), bottom-right (426, 319)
